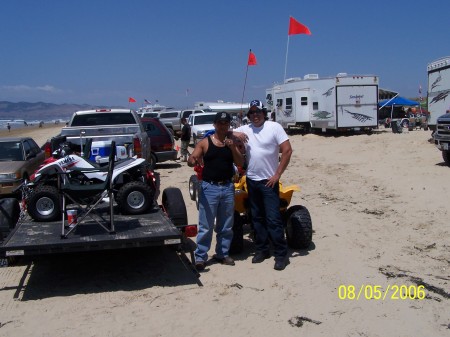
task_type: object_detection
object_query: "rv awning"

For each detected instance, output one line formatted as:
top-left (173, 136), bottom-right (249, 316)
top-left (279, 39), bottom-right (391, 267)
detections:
top-left (378, 96), bottom-right (419, 107)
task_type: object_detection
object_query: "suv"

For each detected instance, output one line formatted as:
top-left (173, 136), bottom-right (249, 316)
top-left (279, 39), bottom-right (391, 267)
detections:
top-left (188, 112), bottom-right (217, 145)
top-left (141, 117), bottom-right (178, 169)
top-left (0, 137), bottom-right (45, 196)
top-left (433, 112), bottom-right (450, 166)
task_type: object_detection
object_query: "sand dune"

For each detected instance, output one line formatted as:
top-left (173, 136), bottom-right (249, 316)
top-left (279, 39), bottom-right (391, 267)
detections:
top-left (0, 125), bottom-right (449, 336)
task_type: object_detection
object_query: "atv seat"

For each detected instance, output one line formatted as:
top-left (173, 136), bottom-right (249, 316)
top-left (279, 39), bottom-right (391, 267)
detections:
top-left (59, 141), bottom-right (116, 238)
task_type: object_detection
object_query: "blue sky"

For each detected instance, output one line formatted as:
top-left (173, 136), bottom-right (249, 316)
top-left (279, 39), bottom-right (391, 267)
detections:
top-left (1, 0), bottom-right (448, 109)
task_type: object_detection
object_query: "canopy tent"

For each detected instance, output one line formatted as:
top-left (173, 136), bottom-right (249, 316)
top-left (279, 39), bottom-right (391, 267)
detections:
top-left (378, 96), bottom-right (420, 121)
top-left (378, 96), bottom-right (419, 107)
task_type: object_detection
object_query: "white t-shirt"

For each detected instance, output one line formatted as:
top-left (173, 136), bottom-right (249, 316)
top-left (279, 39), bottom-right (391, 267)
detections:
top-left (236, 121), bottom-right (289, 181)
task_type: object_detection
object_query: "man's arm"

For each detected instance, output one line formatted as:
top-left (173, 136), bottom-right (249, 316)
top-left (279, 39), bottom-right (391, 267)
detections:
top-left (187, 138), bottom-right (206, 167)
top-left (267, 139), bottom-right (293, 187)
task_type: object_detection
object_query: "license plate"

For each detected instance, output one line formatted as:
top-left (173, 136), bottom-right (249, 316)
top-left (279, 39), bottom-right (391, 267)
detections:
top-left (444, 143), bottom-right (449, 151)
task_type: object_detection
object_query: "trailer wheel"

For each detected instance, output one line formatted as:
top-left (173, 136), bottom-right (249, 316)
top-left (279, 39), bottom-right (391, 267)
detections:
top-left (442, 150), bottom-right (450, 167)
top-left (27, 185), bottom-right (61, 222)
top-left (0, 198), bottom-right (20, 240)
top-left (188, 175), bottom-right (198, 201)
top-left (284, 205), bottom-right (312, 249)
top-left (229, 211), bottom-right (244, 254)
top-left (162, 187), bottom-right (188, 227)
top-left (116, 181), bottom-right (154, 215)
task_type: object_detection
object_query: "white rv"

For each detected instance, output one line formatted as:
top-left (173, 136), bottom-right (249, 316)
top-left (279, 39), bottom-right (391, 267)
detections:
top-left (266, 73), bottom-right (379, 133)
top-left (427, 57), bottom-right (450, 131)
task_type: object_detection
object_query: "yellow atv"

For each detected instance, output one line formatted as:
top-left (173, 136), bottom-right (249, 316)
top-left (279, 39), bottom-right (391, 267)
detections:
top-left (188, 172), bottom-right (313, 254)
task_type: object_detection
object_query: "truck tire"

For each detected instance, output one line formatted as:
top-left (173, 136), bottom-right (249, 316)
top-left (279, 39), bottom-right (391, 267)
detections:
top-left (27, 185), bottom-right (62, 222)
top-left (0, 198), bottom-right (20, 240)
top-left (162, 187), bottom-right (188, 227)
top-left (188, 175), bottom-right (198, 201)
top-left (284, 205), bottom-right (312, 249)
top-left (229, 211), bottom-right (244, 254)
top-left (442, 150), bottom-right (450, 167)
top-left (116, 181), bottom-right (154, 215)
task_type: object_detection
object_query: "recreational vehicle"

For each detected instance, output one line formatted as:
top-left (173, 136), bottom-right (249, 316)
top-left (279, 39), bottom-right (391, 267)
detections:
top-left (266, 73), bottom-right (379, 133)
top-left (427, 56), bottom-right (450, 131)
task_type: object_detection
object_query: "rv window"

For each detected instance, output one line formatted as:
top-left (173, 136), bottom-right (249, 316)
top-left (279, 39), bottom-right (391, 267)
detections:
top-left (313, 102), bottom-right (319, 110)
top-left (266, 93), bottom-right (272, 100)
top-left (301, 97), bottom-right (308, 106)
top-left (286, 98), bottom-right (293, 110)
top-left (276, 99), bottom-right (283, 107)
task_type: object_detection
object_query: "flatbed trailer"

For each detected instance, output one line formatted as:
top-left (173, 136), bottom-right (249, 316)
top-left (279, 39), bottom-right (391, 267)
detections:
top-left (1, 209), bottom-right (184, 257)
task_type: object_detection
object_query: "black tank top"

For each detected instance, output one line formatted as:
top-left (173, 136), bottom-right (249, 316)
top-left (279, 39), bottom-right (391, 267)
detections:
top-left (202, 136), bottom-right (234, 181)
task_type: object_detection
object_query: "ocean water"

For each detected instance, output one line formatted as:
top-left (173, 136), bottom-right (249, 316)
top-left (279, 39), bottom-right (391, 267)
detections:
top-left (0, 118), bottom-right (67, 131)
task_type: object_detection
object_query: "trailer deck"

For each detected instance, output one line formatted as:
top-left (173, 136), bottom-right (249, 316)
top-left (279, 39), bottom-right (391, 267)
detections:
top-left (0, 208), bottom-right (182, 257)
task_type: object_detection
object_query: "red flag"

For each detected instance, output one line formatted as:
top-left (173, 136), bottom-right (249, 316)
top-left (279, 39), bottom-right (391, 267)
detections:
top-left (128, 97), bottom-right (136, 103)
top-left (288, 16), bottom-right (311, 35)
top-left (248, 50), bottom-right (257, 66)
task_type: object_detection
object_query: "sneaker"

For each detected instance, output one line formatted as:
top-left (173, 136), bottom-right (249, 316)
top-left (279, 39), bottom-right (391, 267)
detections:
top-left (213, 255), bottom-right (235, 266)
top-left (274, 258), bottom-right (290, 271)
top-left (195, 261), bottom-right (206, 271)
top-left (251, 251), bottom-right (271, 264)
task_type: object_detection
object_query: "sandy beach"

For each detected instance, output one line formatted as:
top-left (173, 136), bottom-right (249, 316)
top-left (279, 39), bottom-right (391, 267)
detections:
top-left (0, 124), bottom-right (449, 336)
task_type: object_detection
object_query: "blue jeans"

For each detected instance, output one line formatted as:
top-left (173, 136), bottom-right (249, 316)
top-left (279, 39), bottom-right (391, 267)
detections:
top-left (195, 181), bottom-right (235, 263)
top-left (246, 178), bottom-right (287, 259)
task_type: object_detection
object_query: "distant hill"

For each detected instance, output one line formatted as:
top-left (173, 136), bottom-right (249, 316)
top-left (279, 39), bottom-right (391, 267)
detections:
top-left (0, 101), bottom-right (125, 121)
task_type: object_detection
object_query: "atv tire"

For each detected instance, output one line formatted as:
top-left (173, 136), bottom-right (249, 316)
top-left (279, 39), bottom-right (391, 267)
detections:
top-left (116, 181), bottom-right (154, 215)
top-left (0, 198), bottom-right (20, 240)
top-left (27, 185), bottom-right (62, 222)
top-left (188, 175), bottom-right (198, 201)
top-left (229, 211), bottom-right (244, 254)
top-left (162, 187), bottom-right (188, 227)
top-left (442, 150), bottom-right (450, 167)
top-left (284, 205), bottom-right (312, 249)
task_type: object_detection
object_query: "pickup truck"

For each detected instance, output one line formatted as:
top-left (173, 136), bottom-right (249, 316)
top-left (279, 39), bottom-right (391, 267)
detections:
top-left (59, 109), bottom-right (152, 163)
top-left (433, 112), bottom-right (450, 166)
top-left (157, 109), bottom-right (206, 137)
top-left (188, 112), bottom-right (217, 145)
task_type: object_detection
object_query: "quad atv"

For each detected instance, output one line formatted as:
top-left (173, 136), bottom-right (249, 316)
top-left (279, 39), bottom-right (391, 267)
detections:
top-left (26, 139), bottom-right (158, 222)
top-left (188, 167), bottom-right (313, 253)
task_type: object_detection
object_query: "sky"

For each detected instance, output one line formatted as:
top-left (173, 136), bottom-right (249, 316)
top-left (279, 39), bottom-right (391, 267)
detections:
top-left (1, 0), bottom-right (449, 110)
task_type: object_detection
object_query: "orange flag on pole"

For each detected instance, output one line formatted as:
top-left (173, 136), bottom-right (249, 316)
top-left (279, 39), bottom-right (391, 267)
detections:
top-left (248, 50), bottom-right (257, 66)
top-left (288, 16), bottom-right (311, 35)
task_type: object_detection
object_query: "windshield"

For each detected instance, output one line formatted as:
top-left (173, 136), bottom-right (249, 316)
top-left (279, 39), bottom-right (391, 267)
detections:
top-left (0, 141), bottom-right (24, 161)
top-left (195, 114), bottom-right (216, 125)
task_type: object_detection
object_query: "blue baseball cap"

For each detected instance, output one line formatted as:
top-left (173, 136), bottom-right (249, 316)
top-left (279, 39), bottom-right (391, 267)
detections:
top-left (249, 99), bottom-right (264, 111)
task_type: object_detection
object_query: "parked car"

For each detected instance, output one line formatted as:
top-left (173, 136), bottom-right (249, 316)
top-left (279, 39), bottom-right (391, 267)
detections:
top-left (188, 112), bottom-right (217, 145)
top-left (0, 137), bottom-right (45, 197)
top-left (140, 117), bottom-right (178, 169)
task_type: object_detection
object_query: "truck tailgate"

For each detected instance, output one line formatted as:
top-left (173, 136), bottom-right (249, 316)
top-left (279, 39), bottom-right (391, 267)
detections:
top-left (0, 209), bottom-right (182, 257)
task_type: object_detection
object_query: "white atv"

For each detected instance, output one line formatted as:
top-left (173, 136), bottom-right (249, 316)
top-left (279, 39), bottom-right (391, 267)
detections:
top-left (26, 141), bottom-right (158, 222)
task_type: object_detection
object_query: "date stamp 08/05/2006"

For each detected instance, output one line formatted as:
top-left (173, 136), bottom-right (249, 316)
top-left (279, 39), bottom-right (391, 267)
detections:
top-left (338, 284), bottom-right (426, 301)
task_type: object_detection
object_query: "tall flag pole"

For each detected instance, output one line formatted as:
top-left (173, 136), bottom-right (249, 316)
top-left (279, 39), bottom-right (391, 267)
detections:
top-left (418, 84), bottom-right (423, 112)
top-left (284, 16), bottom-right (312, 83)
top-left (240, 49), bottom-right (257, 122)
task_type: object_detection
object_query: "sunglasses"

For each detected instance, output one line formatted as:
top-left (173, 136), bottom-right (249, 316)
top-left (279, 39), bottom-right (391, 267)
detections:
top-left (249, 110), bottom-right (263, 115)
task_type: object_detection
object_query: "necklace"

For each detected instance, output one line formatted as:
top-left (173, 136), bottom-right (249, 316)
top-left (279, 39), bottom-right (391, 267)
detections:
top-left (212, 134), bottom-right (225, 145)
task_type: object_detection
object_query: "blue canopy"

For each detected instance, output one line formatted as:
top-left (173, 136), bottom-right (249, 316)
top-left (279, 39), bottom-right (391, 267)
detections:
top-left (378, 96), bottom-right (419, 107)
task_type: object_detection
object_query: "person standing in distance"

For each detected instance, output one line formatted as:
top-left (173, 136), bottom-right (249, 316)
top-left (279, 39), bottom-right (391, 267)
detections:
top-left (234, 100), bottom-right (293, 270)
top-left (180, 117), bottom-right (191, 162)
top-left (188, 112), bottom-right (244, 271)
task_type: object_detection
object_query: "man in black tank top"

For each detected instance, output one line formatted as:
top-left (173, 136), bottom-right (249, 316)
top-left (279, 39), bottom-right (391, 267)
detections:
top-left (188, 112), bottom-right (244, 271)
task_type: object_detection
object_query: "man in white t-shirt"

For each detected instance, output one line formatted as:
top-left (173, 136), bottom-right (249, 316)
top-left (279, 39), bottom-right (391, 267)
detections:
top-left (234, 100), bottom-right (293, 270)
